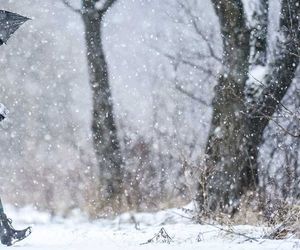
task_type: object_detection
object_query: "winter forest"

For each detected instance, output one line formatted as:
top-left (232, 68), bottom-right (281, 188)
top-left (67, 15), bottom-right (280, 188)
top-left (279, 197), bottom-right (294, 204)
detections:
top-left (0, 0), bottom-right (299, 249)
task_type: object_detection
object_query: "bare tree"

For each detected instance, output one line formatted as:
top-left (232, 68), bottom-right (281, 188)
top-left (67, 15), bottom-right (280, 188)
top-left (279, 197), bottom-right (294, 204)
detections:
top-left (199, 0), bottom-right (299, 213)
top-left (62, 0), bottom-right (123, 212)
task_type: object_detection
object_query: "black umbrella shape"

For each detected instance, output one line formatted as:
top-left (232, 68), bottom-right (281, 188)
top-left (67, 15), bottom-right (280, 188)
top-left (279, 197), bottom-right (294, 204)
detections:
top-left (0, 10), bottom-right (30, 46)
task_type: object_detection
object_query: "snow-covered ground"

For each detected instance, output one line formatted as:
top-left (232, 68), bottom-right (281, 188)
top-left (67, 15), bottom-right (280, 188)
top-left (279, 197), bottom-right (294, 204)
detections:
top-left (3, 205), bottom-right (300, 249)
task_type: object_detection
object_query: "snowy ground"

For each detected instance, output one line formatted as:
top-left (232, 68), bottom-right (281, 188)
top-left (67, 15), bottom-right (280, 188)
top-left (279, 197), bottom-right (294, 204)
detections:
top-left (3, 205), bottom-right (300, 249)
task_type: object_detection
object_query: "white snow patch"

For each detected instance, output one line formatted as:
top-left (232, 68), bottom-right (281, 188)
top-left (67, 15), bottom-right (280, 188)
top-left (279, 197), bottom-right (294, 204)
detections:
top-left (246, 65), bottom-right (268, 101)
top-left (243, 0), bottom-right (258, 27)
top-left (2, 204), bottom-right (299, 250)
top-left (249, 65), bottom-right (267, 84)
top-left (0, 103), bottom-right (9, 117)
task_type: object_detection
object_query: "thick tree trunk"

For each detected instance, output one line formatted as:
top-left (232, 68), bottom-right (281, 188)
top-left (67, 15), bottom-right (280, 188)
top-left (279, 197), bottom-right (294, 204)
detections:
top-left (198, 0), bottom-right (252, 213)
top-left (198, 0), bottom-right (299, 213)
top-left (203, 77), bottom-right (261, 213)
top-left (82, 11), bottom-right (123, 211)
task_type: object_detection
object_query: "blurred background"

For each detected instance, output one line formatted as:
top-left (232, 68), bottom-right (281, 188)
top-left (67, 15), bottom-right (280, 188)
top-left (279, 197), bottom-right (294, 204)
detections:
top-left (0, 0), bottom-right (299, 218)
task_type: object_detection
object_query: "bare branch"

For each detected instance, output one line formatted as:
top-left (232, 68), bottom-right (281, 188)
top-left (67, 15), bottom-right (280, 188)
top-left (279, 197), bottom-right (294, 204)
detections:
top-left (178, 0), bottom-right (222, 62)
top-left (256, 112), bottom-right (300, 138)
top-left (180, 58), bottom-right (216, 77)
top-left (269, 117), bottom-right (300, 138)
top-left (61, 0), bottom-right (83, 15)
top-left (249, 73), bottom-right (296, 117)
top-left (175, 84), bottom-right (209, 106)
top-left (196, 218), bottom-right (260, 242)
top-left (98, 0), bottom-right (117, 14)
top-left (289, 52), bottom-right (300, 58)
top-left (149, 45), bottom-right (216, 77)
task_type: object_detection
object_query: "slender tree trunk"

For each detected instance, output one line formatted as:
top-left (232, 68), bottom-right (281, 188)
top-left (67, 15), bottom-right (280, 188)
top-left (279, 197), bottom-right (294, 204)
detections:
top-left (82, 11), bottom-right (123, 211)
top-left (198, 0), bottom-right (299, 213)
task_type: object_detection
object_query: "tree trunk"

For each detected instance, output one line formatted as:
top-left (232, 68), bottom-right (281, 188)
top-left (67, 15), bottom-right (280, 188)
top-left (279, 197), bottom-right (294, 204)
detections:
top-left (82, 11), bottom-right (123, 211)
top-left (198, 0), bottom-right (299, 213)
top-left (198, 0), bottom-right (251, 213)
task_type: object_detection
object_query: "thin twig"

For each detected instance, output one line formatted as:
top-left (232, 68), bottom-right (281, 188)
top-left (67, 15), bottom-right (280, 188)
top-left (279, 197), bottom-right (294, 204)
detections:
top-left (178, 0), bottom-right (222, 62)
top-left (249, 73), bottom-right (295, 116)
top-left (140, 227), bottom-right (173, 245)
top-left (172, 210), bottom-right (260, 242)
top-left (270, 117), bottom-right (300, 138)
top-left (198, 219), bottom-right (260, 242)
top-left (175, 84), bottom-right (209, 106)
top-left (61, 0), bottom-right (83, 15)
top-left (257, 112), bottom-right (300, 138)
top-left (151, 46), bottom-right (216, 77)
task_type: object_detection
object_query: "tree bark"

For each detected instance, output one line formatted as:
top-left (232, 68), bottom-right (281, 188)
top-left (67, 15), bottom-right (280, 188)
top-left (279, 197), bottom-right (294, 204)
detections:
top-left (255, 0), bottom-right (300, 123)
top-left (199, 0), bottom-right (251, 213)
top-left (198, 0), bottom-right (299, 213)
top-left (81, 1), bottom-right (123, 211)
top-left (249, 0), bottom-right (269, 66)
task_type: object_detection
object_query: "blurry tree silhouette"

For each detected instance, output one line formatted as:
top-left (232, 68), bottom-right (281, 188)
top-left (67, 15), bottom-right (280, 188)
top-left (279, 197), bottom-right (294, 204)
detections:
top-left (62, 0), bottom-right (123, 213)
